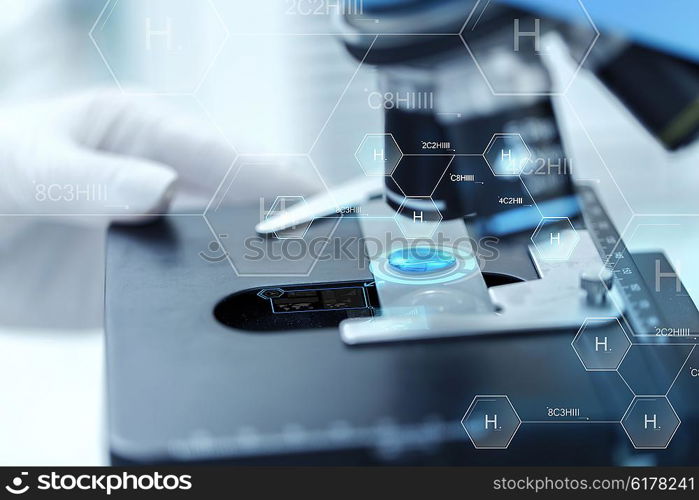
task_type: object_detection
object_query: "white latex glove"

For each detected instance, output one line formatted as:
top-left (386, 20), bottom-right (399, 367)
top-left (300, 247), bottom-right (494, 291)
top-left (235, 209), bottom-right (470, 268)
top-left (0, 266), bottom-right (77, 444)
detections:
top-left (0, 89), bottom-right (321, 223)
top-left (0, 89), bottom-right (324, 330)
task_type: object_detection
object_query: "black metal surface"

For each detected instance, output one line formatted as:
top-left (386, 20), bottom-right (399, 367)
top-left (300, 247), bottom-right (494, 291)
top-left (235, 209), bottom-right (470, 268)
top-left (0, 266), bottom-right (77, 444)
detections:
top-left (105, 209), bottom-right (699, 465)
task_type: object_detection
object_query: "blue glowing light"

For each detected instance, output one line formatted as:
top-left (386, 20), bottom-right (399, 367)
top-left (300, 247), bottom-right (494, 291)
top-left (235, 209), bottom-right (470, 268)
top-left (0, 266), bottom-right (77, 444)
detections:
top-left (388, 247), bottom-right (457, 274)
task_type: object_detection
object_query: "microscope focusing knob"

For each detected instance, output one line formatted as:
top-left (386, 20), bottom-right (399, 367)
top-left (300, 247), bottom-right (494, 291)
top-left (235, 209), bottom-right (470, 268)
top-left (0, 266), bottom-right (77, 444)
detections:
top-left (580, 268), bottom-right (614, 306)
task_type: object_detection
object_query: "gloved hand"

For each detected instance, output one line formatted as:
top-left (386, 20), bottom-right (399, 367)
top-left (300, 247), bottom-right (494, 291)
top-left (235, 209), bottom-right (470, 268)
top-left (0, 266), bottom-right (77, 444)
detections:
top-left (0, 89), bottom-right (321, 224)
top-left (0, 89), bottom-right (325, 330)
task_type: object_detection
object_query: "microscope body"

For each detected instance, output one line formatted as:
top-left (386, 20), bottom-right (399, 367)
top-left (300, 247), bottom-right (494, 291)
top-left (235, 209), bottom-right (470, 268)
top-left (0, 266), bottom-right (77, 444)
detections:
top-left (336, 0), bottom-right (699, 230)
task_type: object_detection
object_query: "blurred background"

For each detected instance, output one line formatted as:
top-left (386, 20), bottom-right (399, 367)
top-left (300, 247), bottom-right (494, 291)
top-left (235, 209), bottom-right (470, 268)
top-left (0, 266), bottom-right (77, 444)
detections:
top-left (0, 0), bottom-right (381, 165)
top-left (0, 0), bottom-right (697, 465)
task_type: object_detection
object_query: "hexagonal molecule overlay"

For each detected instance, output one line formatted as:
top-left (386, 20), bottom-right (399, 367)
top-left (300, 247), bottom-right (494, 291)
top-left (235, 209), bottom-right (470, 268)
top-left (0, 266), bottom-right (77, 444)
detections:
top-left (531, 217), bottom-right (580, 261)
top-left (395, 197), bottom-right (443, 240)
top-left (483, 134), bottom-right (531, 177)
top-left (461, 396), bottom-right (521, 449)
top-left (355, 134), bottom-right (402, 176)
top-left (572, 318), bottom-right (632, 371)
top-left (461, 0), bottom-right (598, 95)
top-left (90, 0), bottom-right (228, 94)
top-left (621, 396), bottom-right (681, 449)
top-left (204, 155), bottom-right (339, 278)
top-left (265, 196), bottom-right (312, 239)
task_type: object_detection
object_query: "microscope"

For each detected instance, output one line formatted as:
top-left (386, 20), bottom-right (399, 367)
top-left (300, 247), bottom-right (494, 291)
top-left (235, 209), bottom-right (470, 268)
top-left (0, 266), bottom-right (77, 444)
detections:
top-left (104, 0), bottom-right (699, 464)
top-left (325, 0), bottom-right (699, 345)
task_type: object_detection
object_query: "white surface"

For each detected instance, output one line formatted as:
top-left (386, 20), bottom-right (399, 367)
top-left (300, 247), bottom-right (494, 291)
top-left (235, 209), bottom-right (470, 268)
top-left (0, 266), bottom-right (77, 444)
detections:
top-left (0, 327), bottom-right (106, 465)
